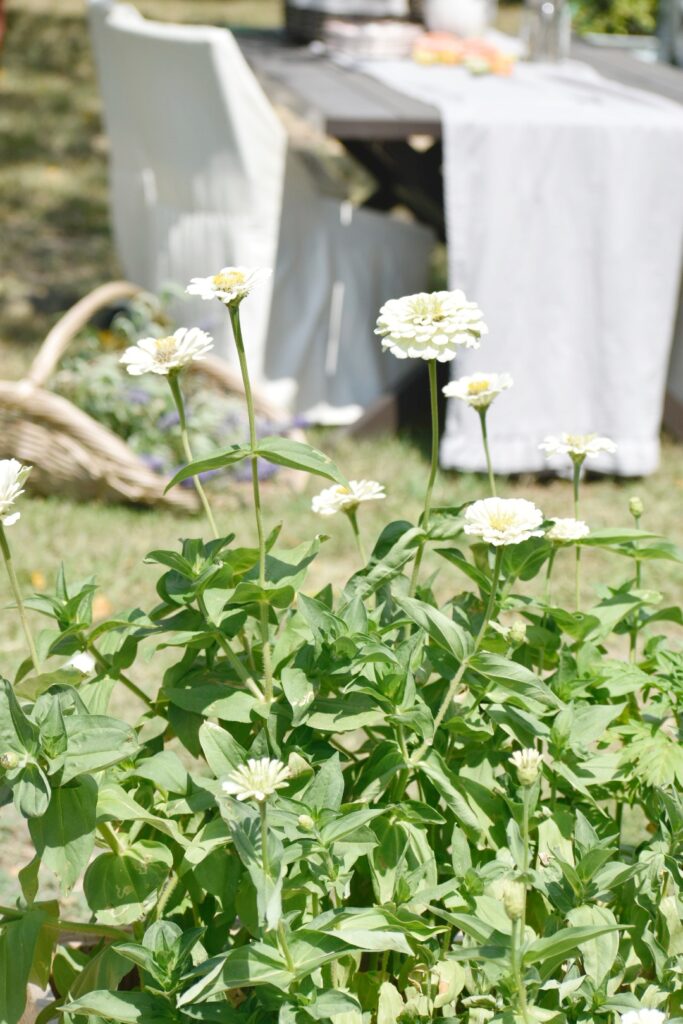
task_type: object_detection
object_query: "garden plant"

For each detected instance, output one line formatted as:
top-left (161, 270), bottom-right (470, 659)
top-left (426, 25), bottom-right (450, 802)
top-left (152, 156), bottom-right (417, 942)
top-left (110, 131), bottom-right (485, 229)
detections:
top-left (0, 269), bottom-right (682, 1024)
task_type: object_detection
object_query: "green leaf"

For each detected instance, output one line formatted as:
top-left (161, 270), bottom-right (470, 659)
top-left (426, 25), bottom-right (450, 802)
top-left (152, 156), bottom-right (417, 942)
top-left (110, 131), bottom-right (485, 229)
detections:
top-left (524, 924), bottom-right (622, 966)
top-left (83, 841), bottom-right (172, 922)
top-left (0, 907), bottom-right (51, 1024)
top-left (418, 751), bottom-right (481, 838)
top-left (394, 596), bottom-right (473, 661)
top-left (199, 722), bottom-right (246, 777)
top-left (165, 443), bottom-right (252, 490)
top-left (255, 436), bottom-right (347, 485)
top-left (61, 715), bottom-right (138, 783)
top-left (345, 522), bottom-right (425, 599)
top-left (305, 754), bottom-right (344, 811)
top-left (567, 905), bottom-right (619, 986)
top-left (0, 677), bottom-right (39, 755)
top-left (306, 695), bottom-right (386, 733)
top-left (28, 776), bottom-right (97, 893)
top-left (13, 763), bottom-right (51, 818)
top-left (62, 990), bottom-right (172, 1023)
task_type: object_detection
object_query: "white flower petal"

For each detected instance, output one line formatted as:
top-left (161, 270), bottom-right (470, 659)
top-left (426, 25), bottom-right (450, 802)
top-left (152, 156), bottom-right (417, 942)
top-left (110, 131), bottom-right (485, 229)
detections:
top-left (120, 328), bottom-right (214, 377)
top-left (464, 497), bottom-right (544, 547)
top-left (443, 372), bottom-right (513, 410)
top-left (376, 291), bottom-right (487, 363)
top-left (0, 459), bottom-right (31, 522)
top-left (311, 480), bottom-right (385, 517)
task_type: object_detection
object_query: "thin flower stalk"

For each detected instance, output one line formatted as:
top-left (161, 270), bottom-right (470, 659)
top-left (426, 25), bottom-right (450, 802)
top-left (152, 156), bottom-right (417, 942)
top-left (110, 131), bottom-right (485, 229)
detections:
top-left (411, 546), bottom-right (503, 764)
top-left (0, 524), bottom-right (40, 674)
top-left (572, 459), bottom-right (582, 611)
top-left (409, 359), bottom-right (440, 595)
top-left (167, 373), bottom-right (219, 539)
top-left (228, 305), bottom-right (273, 702)
top-left (345, 507), bottom-right (367, 564)
top-left (629, 499), bottom-right (643, 662)
top-left (478, 408), bottom-right (496, 497)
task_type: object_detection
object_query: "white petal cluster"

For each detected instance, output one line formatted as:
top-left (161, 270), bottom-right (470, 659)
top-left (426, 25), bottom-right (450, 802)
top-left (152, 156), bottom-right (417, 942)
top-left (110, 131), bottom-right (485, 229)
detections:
top-left (186, 266), bottom-right (270, 306)
top-left (509, 748), bottom-right (543, 786)
top-left (120, 327), bottom-right (214, 376)
top-left (547, 517), bottom-right (590, 543)
top-left (539, 433), bottom-right (617, 461)
top-left (67, 651), bottom-right (97, 675)
top-left (621, 1012), bottom-right (667, 1024)
top-left (443, 372), bottom-right (513, 410)
top-left (464, 497), bottom-right (544, 547)
top-left (0, 459), bottom-right (31, 527)
top-left (311, 480), bottom-right (385, 517)
top-left (375, 290), bottom-right (487, 363)
top-left (221, 757), bottom-right (291, 802)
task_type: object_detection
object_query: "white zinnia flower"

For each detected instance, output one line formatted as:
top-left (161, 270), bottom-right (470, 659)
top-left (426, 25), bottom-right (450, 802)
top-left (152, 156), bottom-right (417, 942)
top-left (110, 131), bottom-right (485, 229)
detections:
top-left (539, 433), bottom-right (617, 461)
top-left (375, 290), bottom-right (487, 362)
top-left (547, 517), bottom-right (590, 543)
top-left (186, 266), bottom-right (270, 306)
top-left (311, 480), bottom-right (385, 517)
top-left (509, 748), bottom-right (543, 786)
top-left (464, 497), bottom-right (544, 547)
top-left (120, 327), bottom-right (213, 376)
top-left (621, 1012), bottom-right (667, 1024)
top-left (221, 757), bottom-right (290, 802)
top-left (67, 651), bottom-right (97, 675)
top-left (443, 372), bottom-right (513, 410)
top-left (0, 459), bottom-right (31, 527)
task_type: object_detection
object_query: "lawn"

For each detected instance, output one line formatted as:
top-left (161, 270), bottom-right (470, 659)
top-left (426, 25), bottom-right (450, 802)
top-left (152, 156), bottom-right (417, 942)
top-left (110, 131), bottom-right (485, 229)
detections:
top-left (0, 0), bottom-right (682, 905)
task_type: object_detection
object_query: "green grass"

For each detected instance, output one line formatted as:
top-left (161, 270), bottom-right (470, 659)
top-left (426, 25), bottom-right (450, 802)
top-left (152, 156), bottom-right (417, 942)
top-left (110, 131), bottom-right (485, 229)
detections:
top-left (0, 0), bottom-right (681, 905)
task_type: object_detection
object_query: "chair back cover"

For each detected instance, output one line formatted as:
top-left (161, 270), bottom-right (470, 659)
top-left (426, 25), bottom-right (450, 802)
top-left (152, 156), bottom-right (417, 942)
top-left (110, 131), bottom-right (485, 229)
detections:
top-left (87, 0), bottom-right (286, 369)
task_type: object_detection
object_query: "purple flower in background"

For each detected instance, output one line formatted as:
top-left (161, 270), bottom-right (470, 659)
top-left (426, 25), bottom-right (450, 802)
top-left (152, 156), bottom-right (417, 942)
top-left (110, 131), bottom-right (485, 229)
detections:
top-left (125, 388), bottom-right (152, 406)
top-left (157, 410), bottom-right (181, 431)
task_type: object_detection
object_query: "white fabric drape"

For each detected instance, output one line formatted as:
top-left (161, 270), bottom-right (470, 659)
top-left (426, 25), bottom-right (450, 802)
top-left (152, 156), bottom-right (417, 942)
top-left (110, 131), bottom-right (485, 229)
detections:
top-left (357, 56), bottom-right (683, 474)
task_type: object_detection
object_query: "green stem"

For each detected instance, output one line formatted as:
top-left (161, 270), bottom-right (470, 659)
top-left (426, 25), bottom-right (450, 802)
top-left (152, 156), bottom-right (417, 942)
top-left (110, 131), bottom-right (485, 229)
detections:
top-left (167, 373), bottom-right (219, 539)
top-left (86, 643), bottom-right (153, 710)
top-left (510, 917), bottom-right (531, 1023)
top-left (410, 546), bottom-right (503, 764)
top-left (615, 797), bottom-right (624, 850)
top-left (345, 507), bottom-right (367, 564)
top-left (539, 548), bottom-right (556, 674)
top-left (629, 511), bottom-right (642, 662)
top-left (515, 786), bottom-right (533, 1023)
top-left (197, 596), bottom-right (263, 701)
top-left (228, 305), bottom-right (273, 703)
top-left (409, 360), bottom-right (439, 596)
top-left (0, 524), bottom-right (40, 674)
top-left (572, 460), bottom-right (582, 612)
top-left (260, 801), bottom-right (270, 880)
top-left (98, 821), bottom-right (124, 855)
top-left (0, 905), bottom-right (129, 941)
top-left (478, 408), bottom-right (496, 497)
top-left (155, 872), bottom-right (180, 920)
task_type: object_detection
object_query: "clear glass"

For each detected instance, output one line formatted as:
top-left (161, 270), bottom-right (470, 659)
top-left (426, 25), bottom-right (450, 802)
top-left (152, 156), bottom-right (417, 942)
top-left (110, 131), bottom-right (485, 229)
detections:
top-left (521, 0), bottom-right (571, 61)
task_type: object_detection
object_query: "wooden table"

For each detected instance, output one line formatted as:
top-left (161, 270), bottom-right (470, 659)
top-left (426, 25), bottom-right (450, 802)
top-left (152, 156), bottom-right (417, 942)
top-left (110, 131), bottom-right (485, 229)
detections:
top-left (239, 30), bottom-right (683, 238)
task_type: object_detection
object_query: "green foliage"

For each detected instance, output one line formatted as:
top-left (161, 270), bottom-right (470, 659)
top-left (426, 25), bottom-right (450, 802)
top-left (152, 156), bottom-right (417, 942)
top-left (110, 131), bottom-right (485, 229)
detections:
top-left (573, 0), bottom-right (657, 37)
top-left (1, 401), bottom-right (682, 1024)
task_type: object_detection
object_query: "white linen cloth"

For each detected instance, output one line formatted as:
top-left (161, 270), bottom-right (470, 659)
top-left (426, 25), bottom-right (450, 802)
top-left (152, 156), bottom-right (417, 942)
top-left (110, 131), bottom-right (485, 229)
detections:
top-left (357, 54), bottom-right (683, 475)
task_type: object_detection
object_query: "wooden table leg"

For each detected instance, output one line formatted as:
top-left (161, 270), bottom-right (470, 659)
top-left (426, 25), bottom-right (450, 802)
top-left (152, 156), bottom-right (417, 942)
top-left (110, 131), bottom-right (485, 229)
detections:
top-left (340, 138), bottom-right (446, 240)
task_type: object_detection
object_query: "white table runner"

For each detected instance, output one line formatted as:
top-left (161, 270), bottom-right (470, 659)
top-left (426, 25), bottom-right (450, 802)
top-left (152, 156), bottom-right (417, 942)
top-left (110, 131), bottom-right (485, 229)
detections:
top-left (356, 54), bottom-right (683, 475)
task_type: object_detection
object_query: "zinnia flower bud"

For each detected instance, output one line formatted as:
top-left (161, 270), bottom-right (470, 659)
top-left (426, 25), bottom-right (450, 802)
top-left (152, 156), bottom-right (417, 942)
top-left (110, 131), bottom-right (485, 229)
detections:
top-left (502, 880), bottom-right (526, 921)
top-left (509, 621), bottom-right (527, 646)
top-left (0, 751), bottom-right (20, 771)
top-left (297, 814), bottom-right (315, 830)
top-left (509, 748), bottom-right (543, 786)
top-left (629, 496), bottom-right (644, 519)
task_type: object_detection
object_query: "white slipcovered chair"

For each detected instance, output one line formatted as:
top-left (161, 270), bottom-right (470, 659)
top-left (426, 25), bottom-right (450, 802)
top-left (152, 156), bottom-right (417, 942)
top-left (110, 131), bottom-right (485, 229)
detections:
top-left (87, 0), bottom-right (434, 423)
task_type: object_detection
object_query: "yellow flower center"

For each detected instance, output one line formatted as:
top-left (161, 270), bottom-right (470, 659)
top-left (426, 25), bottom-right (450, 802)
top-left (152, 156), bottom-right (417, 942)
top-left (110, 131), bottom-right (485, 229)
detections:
top-left (213, 270), bottom-right (246, 292)
top-left (410, 295), bottom-right (446, 322)
top-left (487, 510), bottom-right (518, 531)
top-left (153, 336), bottom-right (178, 363)
top-left (467, 379), bottom-right (490, 395)
top-left (565, 433), bottom-right (594, 447)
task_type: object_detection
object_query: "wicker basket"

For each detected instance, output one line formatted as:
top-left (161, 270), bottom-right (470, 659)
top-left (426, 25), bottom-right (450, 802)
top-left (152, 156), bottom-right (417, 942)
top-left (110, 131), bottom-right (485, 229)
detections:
top-left (0, 281), bottom-right (303, 510)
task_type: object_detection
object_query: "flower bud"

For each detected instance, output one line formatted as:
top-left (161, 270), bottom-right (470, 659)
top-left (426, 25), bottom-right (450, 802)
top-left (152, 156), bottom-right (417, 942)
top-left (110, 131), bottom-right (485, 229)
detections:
top-left (502, 880), bottom-right (526, 921)
top-left (297, 814), bottom-right (315, 830)
top-left (629, 496), bottom-right (644, 520)
top-left (509, 621), bottom-right (527, 646)
top-left (509, 748), bottom-right (543, 787)
top-left (287, 752), bottom-right (311, 778)
top-left (0, 751), bottom-right (20, 771)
